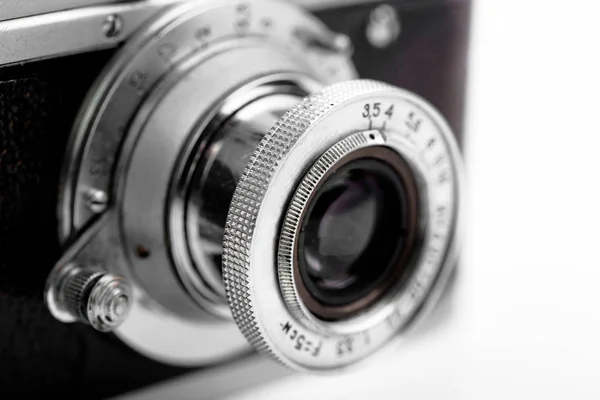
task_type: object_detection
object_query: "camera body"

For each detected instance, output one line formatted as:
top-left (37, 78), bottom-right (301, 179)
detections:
top-left (0, 1), bottom-right (470, 398)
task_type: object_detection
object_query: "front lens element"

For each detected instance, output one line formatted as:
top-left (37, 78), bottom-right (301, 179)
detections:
top-left (296, 147), bottom-right (420, 321)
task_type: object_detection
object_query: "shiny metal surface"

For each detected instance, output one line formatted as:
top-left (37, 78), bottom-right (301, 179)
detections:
top-left (46, 212), bottom-right (115, 325)
top-left (44, 0), bottom-right (463, 373)
top-left (121, 46), bottom-right (309, 320)
top-left (0, 0), bottom-right (379, 21)
top-left (59, 0), bottom-right (355, 239)
top-left (0, 0), bottom-right (124, 21)
top-left (222, 80), bottom-right (463, 370)
top-left (366, 4), bottom-right (401, 49)
top-left (0, 0), bottom-right (381, 65)
top-left (47, 0), bottom-right (356, 366)
top-left (85, 272), bottom-right (132, 332)
top-left (103, 13), bottom-right (125, 38)
top-left (0, 1), bottom-right (168, 66)
top-left (184, 84), bottom-right (312, 300)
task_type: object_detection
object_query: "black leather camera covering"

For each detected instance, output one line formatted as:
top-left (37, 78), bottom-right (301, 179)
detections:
top-left (0, 1), bottom-right (470, 398)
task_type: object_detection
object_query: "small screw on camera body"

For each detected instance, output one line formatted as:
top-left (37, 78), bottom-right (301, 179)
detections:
top-left (366, 4), bottom-right (401, 49)
top-left (84, 188), bottom-right (108, 213)
top-left (103, 14), bottom-right (124, 39)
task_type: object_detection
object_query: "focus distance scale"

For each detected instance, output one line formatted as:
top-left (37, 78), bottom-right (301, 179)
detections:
top-left (45, 0), bottom-right (463, 370)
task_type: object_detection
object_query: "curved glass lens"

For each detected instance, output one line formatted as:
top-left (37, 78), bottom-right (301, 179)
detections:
top-left (298, 156), bottom-right (417, 319)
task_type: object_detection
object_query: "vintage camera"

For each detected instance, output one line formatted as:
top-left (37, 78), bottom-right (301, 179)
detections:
top-left (0, 0), bottom-right (470, 398)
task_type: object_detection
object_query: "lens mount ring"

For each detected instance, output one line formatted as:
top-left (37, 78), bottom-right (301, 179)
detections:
top-left (223, 79), bottom-right (463, 371)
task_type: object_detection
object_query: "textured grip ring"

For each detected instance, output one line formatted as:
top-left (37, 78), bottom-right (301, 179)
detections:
top-left (223, 79), bottom-right (463, 370)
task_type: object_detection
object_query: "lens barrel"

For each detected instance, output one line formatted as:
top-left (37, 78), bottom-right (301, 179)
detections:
top-left (224, 80), bottom-right (461, 370)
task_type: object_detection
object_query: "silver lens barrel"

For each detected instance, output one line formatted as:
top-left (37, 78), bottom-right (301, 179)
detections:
top-left (180, 79), bottom-right (314, 307)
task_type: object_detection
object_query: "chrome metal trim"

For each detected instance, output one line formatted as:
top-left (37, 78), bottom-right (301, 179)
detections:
top-left (0, 2), bottom-right (172, 67)
top-left (222, 79), bottom-right (462, 371)
top-left (0, 0), bottom-right (380, 21)
top-left (179, 74), bottom-right (319, 303)
top-left (0, 0), bottom-right (382, 66)
top-left (0, 0), bottom-right (123, 21)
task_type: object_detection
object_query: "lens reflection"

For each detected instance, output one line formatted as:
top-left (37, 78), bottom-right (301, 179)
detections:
top-left (298, 157), bottom-right (412, 313)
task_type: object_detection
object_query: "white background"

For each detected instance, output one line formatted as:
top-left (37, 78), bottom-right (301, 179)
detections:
top-left (226, 1), bottom-right (600, 398)
top-left (124, 1), bottom-right (600, 398)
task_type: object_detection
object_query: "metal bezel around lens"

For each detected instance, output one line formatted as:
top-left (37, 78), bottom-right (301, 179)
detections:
top-left (223, 80), bottom-right (463, 371)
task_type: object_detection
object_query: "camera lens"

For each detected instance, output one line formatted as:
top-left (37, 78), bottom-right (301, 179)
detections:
top-left (296, 147), bottom-right (420, 321)
top-left (222, 82), bottom-right (460, 370)
top-left (48, 0), bottom-right (462, 368)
